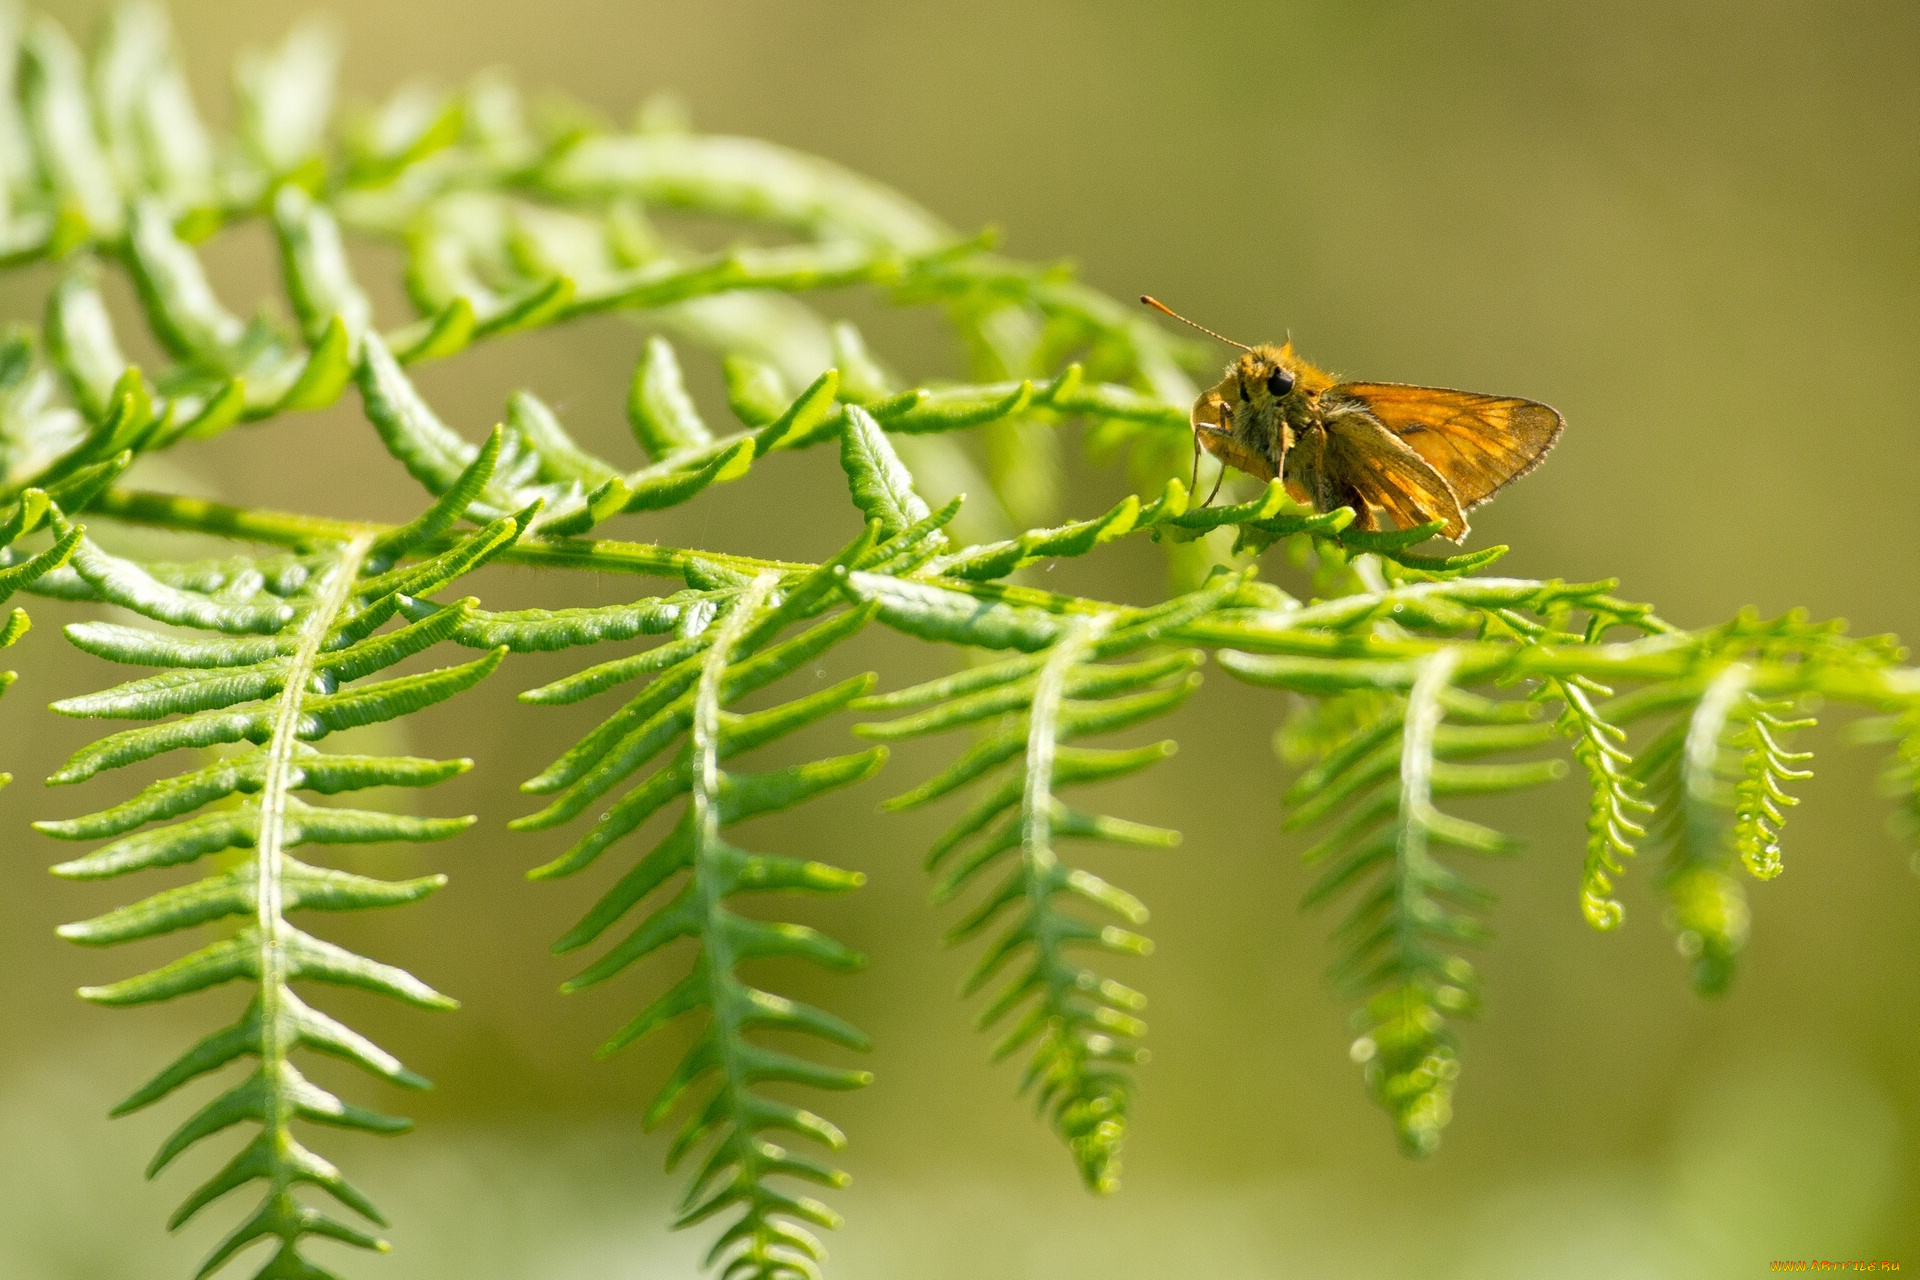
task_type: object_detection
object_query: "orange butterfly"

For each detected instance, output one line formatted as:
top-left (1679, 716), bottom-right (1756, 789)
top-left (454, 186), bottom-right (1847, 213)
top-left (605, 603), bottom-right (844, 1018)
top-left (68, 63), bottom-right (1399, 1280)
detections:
top-left (1142, 297), bottom-right (1563, 542)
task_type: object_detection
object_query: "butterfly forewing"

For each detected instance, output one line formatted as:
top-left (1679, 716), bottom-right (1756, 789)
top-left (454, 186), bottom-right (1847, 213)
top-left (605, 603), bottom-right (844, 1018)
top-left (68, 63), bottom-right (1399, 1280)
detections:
top-left (1330, 383), bottom-right (1564, 509)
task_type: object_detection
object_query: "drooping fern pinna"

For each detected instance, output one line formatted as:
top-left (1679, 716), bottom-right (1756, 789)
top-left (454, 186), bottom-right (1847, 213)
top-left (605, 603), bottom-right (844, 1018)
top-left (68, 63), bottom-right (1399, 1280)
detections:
top-left (1, 5), bottom-right (1915, 1278)
top-left (40, 475), bottom-right (517, 1274)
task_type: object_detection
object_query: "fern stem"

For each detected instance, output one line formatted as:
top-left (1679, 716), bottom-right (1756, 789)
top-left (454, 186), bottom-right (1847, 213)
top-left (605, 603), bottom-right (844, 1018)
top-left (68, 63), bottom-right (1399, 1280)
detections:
top-left (1660, 663), bottom-right (1756, 994)
top-left (690, 571), bottom-right (776, 1020)
top-left (1022, 611), bottom-right (1136, 1192)
top-left (86, 487), bottom-right (1112, 617)
top-left (88, 489), bottom-right (1920, 718)
top-left (96, 487), bottom-right (373, 545)
top-left (73, 489), bottom-right (1920, 717)
top-left (256, 532), bottom-right (374, 1245)
top-left (1022, 613), bottom-right (1114, 909)
top-left (1367, 648), bottom-right (1474, 1156)
top-left (1400, 650), bottom-right (1460, 863)
top-left (1685, 664), bottom-right (1752, 807)
top-left (1391, 652), bottom-right (1460, 1010)
top-left (93, 486), bottom-right (809, 576)
top-left (687, 572), bottom-right (801, 1272)
top-left (1022, 618), bottom-right (1108, 878)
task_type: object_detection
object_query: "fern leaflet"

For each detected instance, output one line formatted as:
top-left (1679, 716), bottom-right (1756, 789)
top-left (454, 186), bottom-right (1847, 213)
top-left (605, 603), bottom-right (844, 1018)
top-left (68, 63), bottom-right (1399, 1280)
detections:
top-left (856, 577), bottom-right (1232, 1189)
top-left (1225, 639), bottom-right (1564, 1154)
top-left (484, 536), bottom-right (886, 1276)
top-left (43, 470), bottom-right (518, 1278)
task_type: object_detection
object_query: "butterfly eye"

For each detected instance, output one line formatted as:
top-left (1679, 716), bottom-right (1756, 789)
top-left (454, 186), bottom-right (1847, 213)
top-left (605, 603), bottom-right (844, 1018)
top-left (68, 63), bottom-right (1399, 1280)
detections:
top-left (1267, 368), bottom-right (1295, 397)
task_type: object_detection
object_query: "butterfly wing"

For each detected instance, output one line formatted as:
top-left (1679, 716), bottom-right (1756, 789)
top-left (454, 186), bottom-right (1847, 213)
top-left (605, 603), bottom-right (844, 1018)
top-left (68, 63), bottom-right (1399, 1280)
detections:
top-left (1318, 406), bottom-right (1469, 541)
top-left (1328, 382), bottom-right (1563, 509)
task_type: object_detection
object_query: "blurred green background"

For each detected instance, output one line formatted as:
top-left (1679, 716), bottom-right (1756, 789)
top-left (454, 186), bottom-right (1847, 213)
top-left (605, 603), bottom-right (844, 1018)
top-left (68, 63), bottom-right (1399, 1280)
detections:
top-left (2, 1), bottom-right (1918, 1276)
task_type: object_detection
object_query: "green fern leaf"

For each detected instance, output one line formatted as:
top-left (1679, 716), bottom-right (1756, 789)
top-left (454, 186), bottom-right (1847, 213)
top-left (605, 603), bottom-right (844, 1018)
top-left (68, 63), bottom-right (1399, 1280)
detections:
top-left (1223, 633), bottom-right (1565, 1154)
top-left (857, 574), bottom-right (1243, 1190)
top-left (1635, 667), bottom-right (1754, 996)
top-left (45, 478), bottom-right (519, 1279)
top-left (1728, 698), bottom-right (1814, 879)
top-left (1558, 676), bottom-right (1652, 929)
top-left (496, 559), bottom-right (881, 1278)
top-left (1629, 660), bottom-right (1813, 992)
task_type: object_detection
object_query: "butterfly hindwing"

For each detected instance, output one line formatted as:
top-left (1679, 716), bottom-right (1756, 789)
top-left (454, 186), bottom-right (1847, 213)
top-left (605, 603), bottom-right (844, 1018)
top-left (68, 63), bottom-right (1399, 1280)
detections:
top-left (1320, 406), bottom-right (1469, 540)
top-left (1329, 382), bottom-right (1564, 510)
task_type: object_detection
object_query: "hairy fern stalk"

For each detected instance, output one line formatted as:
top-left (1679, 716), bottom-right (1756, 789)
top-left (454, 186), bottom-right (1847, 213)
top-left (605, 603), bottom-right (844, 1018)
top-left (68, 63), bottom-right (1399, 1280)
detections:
top-left (0, 4), bottom-right (1915, 1278)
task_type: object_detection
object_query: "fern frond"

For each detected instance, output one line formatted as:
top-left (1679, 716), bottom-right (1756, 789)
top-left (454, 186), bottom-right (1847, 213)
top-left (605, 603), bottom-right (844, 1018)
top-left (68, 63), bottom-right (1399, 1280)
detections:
top-left (1628, 663), bottom-right (1814, 992)
top-left (499, 560), bottom-right (879, 1279)
top-left (471, 420), bottom-right (924, 1274)
top-left (355, 322), bottom-right (858, 537)
top-left (1224, 640), bottom-right (1564, 1154)
top-left (858, 576), bottom-right (1232, 1191)
top-left (1557, 676), bottom-right (1652, 929)
top-left (45, 476), bottom-right (519, 1279)
top-left (1308, 657), bottom-right (1556, 1154)
top-left (1634, 667), bottom-right (1752, 996)
top-left (1468, 604), bottom-right (1657, 930)
top-left (1727, 698), bottom-right (1814, 880)
top-left (353, 110), bottom-right (1209, 537)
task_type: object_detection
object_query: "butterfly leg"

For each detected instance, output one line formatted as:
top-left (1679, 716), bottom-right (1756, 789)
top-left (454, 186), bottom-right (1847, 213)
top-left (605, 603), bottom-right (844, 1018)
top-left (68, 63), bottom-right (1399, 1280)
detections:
top-left (1344, 485), bottom-right (1378, 530)
top-left (1300, 448), bottom-right (1372, 529)
top-left (1191, 423), bottom-right (1232, 508)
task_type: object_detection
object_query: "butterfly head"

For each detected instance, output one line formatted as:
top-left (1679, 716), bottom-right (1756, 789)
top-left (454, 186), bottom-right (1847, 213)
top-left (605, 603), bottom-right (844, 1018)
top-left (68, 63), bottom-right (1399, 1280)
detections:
top-left (1190, 342), bottom-right (1338, 484)
top-left (1218, 343), bottom-right (1334, 418)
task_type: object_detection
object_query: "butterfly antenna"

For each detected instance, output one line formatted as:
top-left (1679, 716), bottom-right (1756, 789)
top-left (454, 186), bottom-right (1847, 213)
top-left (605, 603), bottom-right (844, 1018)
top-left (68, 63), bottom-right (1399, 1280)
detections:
top-left (1140, 295), bottom-right (1252, 351)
